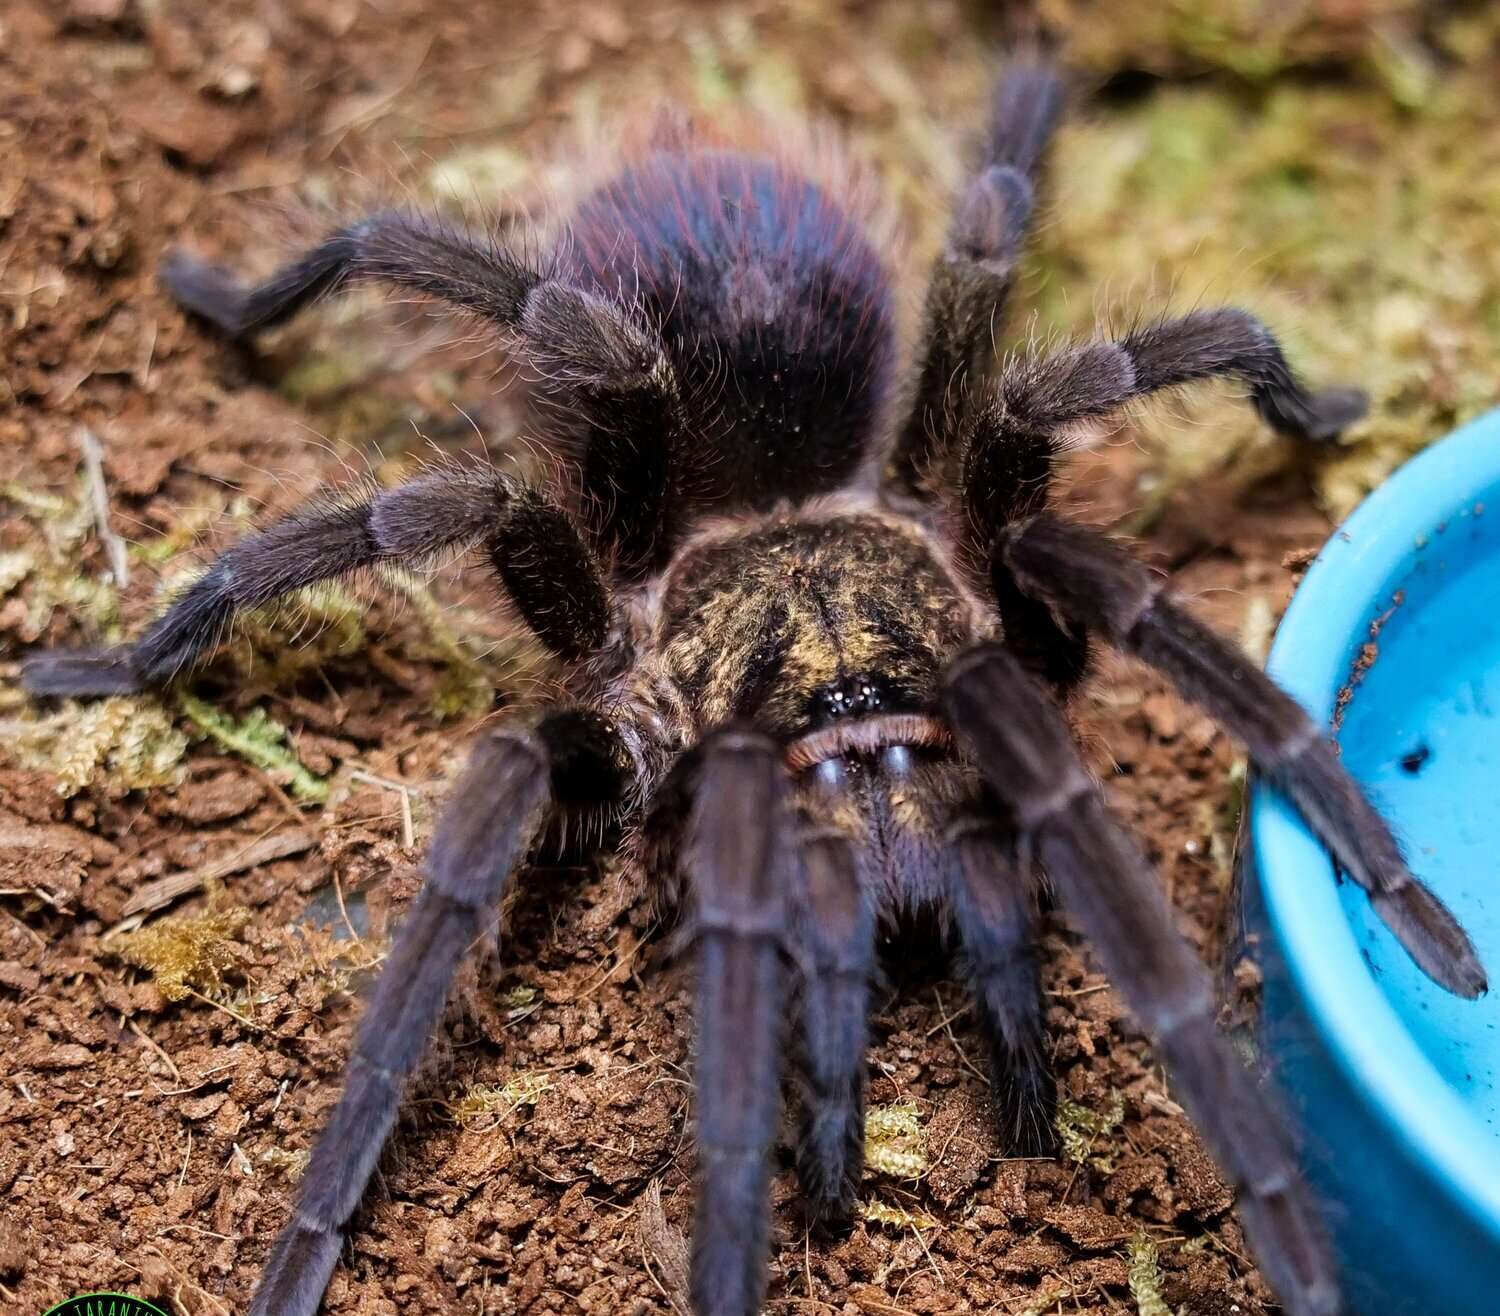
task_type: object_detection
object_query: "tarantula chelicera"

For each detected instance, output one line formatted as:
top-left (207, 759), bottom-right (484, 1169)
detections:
top-left (24, 58), bottom-right (1485, 1316)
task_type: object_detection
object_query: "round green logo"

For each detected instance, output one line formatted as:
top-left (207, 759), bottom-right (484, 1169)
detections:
top-left (42, 1296), bottom-right (172, 1316)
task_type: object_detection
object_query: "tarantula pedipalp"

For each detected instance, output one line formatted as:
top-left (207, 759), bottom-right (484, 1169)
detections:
top-left (24, 59), bottom-right (1485, 1316)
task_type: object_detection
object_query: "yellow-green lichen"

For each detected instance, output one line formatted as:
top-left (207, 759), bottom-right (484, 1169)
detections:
top-left (452, 1072), bottom-right (552, 1130)
top-left (864, 1102), bottom-right (928, 1180)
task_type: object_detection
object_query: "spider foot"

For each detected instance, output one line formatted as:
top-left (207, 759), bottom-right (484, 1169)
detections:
top-left (159, 249), bottom-right (256, 338)
top-left (1283, 384), bottom-right (1369, 443)
top-left (1371, 885), bottom-right (1488, 999)
top-left (795, 1098), bottom-right (864, 1226)
top-left (21, 647), bottom-right (143, 696)
top-left (992, 1064), bottom-right (1059, 1159)
top-left (247, 1222), bottom-right (343, 1316)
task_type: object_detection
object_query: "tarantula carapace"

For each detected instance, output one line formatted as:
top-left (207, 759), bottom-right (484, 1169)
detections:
top-left (24, 59), bottom-right (1485, 1316)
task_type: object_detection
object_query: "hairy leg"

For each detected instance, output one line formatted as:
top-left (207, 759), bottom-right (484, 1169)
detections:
top-left (944, 643), bottom-right (1341, 1316)
top-left (959, 309), bottom-right (1367, 547)
top-left (889, 59), bottom-right (1065, 496)
top-left (23, 466), bottom-right (611, 695)
top-left (163, 211), bottom-right (685, 569)
top-left (162, 211), bottom-right (535, 337)
top-left (947, 818), bottom-right (1056, 1156)
top-left (998, 515), bottom-right (1485, 997)
top-left (953, 308), bottom-right (1365, 691)
top-left (790, 826), bottom-right (874, 1222)
top-left (685, 728), bottom-right (794, 1316)
top-left (247, 705), bottom-right (629, 1316)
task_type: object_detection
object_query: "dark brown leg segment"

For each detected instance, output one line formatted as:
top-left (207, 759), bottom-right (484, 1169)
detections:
top-left (248, 705), bottom-right (631, 1316)
top-left (889, 60), bottom-right (1065, 496)
top-left (1000, 515), bottom-right (1485, 998)
top-left (943, 643), bottom-right (1341, 1316)
top-left (791, 827), bottom-right (874, 1222)
top-left (948, 820), bottom-right (1057, 1156)
top-left (162, 210), bottom-right (686, 570)
top-left (23, 467), bottom-right (611, 695)
top-left (950, 311), bottom-right (1366, 692)
top-left (686, 729), bottom-right (793, 1316)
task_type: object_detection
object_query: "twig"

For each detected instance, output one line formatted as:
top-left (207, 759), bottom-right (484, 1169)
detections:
top-left (332, 870), bottom-right (362, 946)
top-left (127, 1016), bottom-right (183, 1084)
top-left (932, 987), bottom-right (987, 1083)
top-left (177, 1127), bottom-right (193, 1191)
top-left (75, 426), bottom-right (128, 588)
top-left (349, 768), bottom-right (416, 849)
top-left (249, 763), bottom-right (311, 823)
top-left (116, 825), bottom-right (319, 922)
top-left (908, 1217), bottom-right (946, 1287)
top-left (636, 1179), bottom-right (691, 1316)
top-left (183, 986), bottom-right (262, 1031)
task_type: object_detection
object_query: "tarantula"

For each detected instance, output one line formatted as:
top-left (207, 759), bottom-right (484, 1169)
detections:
top-left (24, 59), bottom-right (1485, 1316)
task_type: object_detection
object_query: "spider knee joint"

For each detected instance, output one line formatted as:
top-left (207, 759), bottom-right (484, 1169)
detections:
top-left (1262, 720), bottom-right (1320, 772)
top-left (520, 281), bottom-right (666, 392)
top-left (1015, 767), bottom-right (1092, 832)
top-left (1116, 585), bottom-right (1167, 646)
top-left (948, 164), bottom-right (1035, 269)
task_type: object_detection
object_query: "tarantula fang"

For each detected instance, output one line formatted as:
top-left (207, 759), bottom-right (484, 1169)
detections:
top-left (23, 58), bottom-right (1485, 1316)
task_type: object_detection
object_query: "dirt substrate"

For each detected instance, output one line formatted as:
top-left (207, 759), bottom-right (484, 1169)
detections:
top-left (3, 2), bottom-right (1494, 1314)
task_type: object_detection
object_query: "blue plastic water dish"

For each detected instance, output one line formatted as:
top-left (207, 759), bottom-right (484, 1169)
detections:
top-left (1243, 408), bottom-right (1500, 1315)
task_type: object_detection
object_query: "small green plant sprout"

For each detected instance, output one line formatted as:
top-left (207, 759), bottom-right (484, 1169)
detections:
top-left (175, 692), bottom-right (330, 803)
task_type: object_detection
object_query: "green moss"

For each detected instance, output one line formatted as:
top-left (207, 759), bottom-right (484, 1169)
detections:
top-left (1016, 1281), bottom-right (1075, 1316)
top-left (857, 1200), bottom-right (940, 1231)
top-left (2, 695), bottom-right (188, 797)
top-left (452, 1073), bottom-right (552, 1130)
top-left (176, 693), bottom-right (329, 802)
top-left (1056, 1091), bottom-right (1128, 1173)
top-left (1127, 1232), bottom-right (1176, 1316)
top-left (386, 571), bottom-right (518, 720)
top-left (864, 1102), bottom-right (929, 1179)
top-left (1, 479), bottom-right (122, 638)
top-left (1024, 56), bottom-right (1500, 519)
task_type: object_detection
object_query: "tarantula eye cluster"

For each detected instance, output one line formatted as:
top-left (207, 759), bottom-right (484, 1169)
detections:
top-left (22, 55), bottom-right (1484, 1316)
top-left (815, 673), bottom-right (885, 722)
